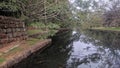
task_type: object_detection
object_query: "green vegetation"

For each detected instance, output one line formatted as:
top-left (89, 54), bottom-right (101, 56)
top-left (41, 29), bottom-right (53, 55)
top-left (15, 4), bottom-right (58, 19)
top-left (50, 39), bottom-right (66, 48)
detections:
top-left (0, 0), bottom-right (72, 41)
top-left (71, 0), bottom-right (120, 31)
top-left (27, 38), bottom-right (40, 46)
top-left (8, 47), bottom-right (22, 53)
top-left (0, 0), bottom-right (72, 32)
top-left (0, 0), bottom-right (72, 27)
top-left (28, 22), bottom-right (59, 40)
top-left (0, 0), bottom-right (19, 11)
top-left (29, 23), bottom-right (60, 30)
top-left (0, 0), bottom-right (73, 65)
top-left (0, 47), bottom-right (23, 63)
top-left (0, 58), bottom-right (5, 63)
top-left (92, 27), bottom-right (120, 31)
top-left (27, 30), bottom-right (43, 36)
top-left (3, 47), bottom-right (23, 57)
top-left (28, 29), bottom-right (57, 40)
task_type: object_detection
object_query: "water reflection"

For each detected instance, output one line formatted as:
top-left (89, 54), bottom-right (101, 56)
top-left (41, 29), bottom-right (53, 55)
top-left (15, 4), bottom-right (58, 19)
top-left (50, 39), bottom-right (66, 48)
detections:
top-left (85, 30), bottom-right (120, 68)
top-left (67, 30), bottom-right (120, 68)
top-left (12, 30), bottom-right (120, 68)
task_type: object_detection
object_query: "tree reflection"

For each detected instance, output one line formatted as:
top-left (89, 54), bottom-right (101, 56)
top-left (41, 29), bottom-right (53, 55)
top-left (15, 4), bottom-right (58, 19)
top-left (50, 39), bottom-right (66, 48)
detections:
top-left (78, 30), bottom-right (120, 68)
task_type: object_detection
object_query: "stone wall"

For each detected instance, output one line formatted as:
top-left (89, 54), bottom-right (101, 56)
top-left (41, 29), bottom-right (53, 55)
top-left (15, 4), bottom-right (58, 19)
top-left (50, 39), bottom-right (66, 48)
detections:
top-left (0, 16), bottom-right (27, 46)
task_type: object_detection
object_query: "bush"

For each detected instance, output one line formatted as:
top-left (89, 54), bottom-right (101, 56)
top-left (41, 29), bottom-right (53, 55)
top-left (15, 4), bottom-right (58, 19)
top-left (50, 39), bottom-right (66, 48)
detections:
top-left (29, 22), bottom-right (60, 30)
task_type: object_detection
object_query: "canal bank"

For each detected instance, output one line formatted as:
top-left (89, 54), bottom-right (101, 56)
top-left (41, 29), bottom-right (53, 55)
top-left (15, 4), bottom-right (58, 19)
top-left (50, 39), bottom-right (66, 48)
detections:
top-left (0, 28), bottom-right (71, 68)
top-left (0, 39), bottom-right (51, 68)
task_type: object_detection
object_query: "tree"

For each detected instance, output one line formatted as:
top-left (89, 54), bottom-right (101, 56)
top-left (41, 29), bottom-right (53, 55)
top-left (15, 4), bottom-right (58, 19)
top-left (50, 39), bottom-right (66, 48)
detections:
top-left (0, 0), bottom-right (72, 27)
top-left (69, 0), bottom-right (103, 29)
top-left (17, 0), bottom-right (72, 26)
top-left (0, 0), bottom-right (21, 17)
top-left (103, 0), bottom-right (120, 27)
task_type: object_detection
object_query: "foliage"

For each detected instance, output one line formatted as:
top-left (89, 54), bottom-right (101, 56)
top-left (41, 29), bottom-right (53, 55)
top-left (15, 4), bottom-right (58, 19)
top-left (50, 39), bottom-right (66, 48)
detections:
top-left (71, 0), bottom-right (120, 29)
top-left (0, 0), bottom-right (19, 11)
top-left (27, 30), bottom-right (42, 36)
top-left (27, 38), bottom-right (40, 46)
top-left (46, 23), bottom-right (60, 29)
top-left (17, 0), bottom-right (72, 27)
top-left (37, 30), bottom-right (57, 39)
top-left (103, 0), bottom-right (120, 27)
top-left (77, 11), bottom-right (103, 29)
top-left (0, 0), bottom-right (72, 29)
top-left (28, 22), bottom-right (59, 39)
top-left (29, 22), bottom-right (60, 29)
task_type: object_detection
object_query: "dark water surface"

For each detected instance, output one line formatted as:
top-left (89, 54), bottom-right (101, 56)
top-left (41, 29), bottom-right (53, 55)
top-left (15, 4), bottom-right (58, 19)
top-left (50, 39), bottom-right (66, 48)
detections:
top-left (12, 30), bottom-right (120, 68)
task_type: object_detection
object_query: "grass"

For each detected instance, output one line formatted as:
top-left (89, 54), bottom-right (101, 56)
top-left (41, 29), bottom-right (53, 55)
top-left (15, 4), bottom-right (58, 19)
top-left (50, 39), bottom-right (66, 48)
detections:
top-left (0, 58), bottom-right (5, 63)
top-left (2, 47), bottom-right (23, 58)
top-left (0, 22), bottom-right (59, 65)
top-left (27, 38), bottom-right (40, 46)
top-left (0, 38), bottom-right (42, 64)
top-left (92, 27), bottom-right (120, 31)
top-left (0, 46), bottom-right (23, 64)
top-left (27, 29), bottom-right (58, 40)
top-left (0, 26), bottom-right (58, 65)
top-left (8, 47), bottom-right (22, 53)
top-left (0, 22), bottom-right (61, 66)
top-left (27, 22), bottom-right (60, 40)
top-left (27, 30), bottom-right (43, 35)
top-left (0, 38), bottom-right (41, 64)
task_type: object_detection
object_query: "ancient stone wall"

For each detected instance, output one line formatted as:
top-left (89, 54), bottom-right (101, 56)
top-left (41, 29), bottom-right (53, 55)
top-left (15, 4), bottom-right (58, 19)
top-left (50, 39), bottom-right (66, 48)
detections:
top-left (0, 16), bottom-right (27, 46)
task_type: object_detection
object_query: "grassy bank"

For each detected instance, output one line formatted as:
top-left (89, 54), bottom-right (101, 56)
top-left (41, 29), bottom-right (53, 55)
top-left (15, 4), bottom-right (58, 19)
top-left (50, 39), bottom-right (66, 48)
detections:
top-left (0, 23), bottom-right (60, 65)
top-left (91, 27), bottom-right (120, 32)
top-left (0, 39), bottom-right (51, 68)
top-left (0, 21), bottom-right (71, 66)
top-left (28, 22), bottom-right (60, 39)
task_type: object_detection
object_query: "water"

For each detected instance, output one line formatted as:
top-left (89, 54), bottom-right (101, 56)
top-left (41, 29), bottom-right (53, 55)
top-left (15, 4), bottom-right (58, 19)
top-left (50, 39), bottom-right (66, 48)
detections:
top-left (12, 30), bottom-right (120, 68)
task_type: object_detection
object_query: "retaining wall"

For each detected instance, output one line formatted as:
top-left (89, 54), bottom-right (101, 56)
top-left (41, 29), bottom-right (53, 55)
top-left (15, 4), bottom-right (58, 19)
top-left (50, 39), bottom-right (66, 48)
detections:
top-left (0, 16), bottom-right (27, 47)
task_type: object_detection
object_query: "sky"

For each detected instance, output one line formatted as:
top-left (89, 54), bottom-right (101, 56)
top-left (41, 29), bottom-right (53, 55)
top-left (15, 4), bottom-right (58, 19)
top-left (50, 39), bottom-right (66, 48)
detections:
top-left (69, 0), bottom-right (111, 10)
top-left (69, 0), bottom-right (110, 4)
top-left (69, 0), bottom-right (75, 3)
